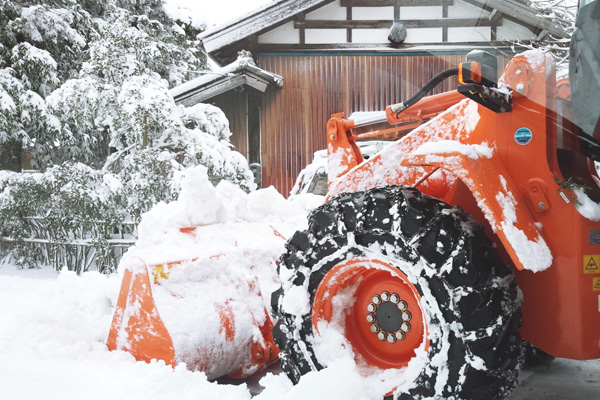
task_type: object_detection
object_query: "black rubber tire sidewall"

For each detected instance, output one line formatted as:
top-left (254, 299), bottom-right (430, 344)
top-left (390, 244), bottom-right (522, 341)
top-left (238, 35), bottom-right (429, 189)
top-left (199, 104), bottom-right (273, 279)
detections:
top-left (274, 186), bottom-right (522, 400)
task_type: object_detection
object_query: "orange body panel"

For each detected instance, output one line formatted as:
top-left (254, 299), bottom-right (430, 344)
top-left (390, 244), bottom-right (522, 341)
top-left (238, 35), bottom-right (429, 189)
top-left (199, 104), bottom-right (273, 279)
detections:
top-left (326, 51), bottom-right (600, 360)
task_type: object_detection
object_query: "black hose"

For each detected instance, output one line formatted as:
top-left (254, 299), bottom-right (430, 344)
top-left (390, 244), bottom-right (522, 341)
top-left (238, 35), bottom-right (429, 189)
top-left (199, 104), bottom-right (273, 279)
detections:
top-left (392, 67), bottom-right (459, 118)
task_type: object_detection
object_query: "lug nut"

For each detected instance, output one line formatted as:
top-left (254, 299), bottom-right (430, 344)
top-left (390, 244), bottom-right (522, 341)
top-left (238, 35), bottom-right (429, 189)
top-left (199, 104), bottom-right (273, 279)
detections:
top-left (397, 300), bottom-right (408, 311)
top-left (366, 291), bottom-right (414, 344)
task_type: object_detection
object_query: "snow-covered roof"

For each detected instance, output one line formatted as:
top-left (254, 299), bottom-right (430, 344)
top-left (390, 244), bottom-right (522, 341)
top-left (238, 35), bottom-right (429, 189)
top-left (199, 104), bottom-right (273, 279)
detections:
top-left (199, 0), bottom-right (569, 65)
top-left (466, 0), bottom-right (568, 37)
top-left (170, 50), bottom-right (284, 106)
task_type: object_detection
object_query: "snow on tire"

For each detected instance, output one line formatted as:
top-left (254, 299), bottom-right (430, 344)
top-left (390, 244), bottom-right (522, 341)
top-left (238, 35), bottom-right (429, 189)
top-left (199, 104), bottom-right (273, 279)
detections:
top-left (274, 186), bottom-right (522, 400)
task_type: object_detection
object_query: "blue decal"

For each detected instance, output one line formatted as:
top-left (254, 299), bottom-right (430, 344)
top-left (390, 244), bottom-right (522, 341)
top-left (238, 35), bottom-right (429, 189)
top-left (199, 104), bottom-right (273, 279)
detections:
top-left (514, 127), bottom-right (533, 145)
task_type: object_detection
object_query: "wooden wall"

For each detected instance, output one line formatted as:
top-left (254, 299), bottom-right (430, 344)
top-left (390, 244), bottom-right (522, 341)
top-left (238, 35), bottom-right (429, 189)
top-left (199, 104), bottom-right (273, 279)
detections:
top-left (211, 90), bottom-right (248, 159)
top-left (257, 51), bottom-right (513, 195)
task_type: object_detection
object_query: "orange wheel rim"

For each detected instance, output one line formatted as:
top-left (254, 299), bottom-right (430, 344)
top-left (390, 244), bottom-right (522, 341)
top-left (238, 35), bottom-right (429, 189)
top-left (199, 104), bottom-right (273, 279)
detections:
top-left (312, 258), bottom-right (428, 369)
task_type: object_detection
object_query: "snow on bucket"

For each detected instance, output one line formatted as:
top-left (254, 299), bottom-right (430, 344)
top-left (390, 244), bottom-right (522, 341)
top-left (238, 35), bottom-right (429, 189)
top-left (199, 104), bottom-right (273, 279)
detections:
top-left (107, 166), bottom-right (308, 379)
top-left (106, 222), bottom-right (283, 379)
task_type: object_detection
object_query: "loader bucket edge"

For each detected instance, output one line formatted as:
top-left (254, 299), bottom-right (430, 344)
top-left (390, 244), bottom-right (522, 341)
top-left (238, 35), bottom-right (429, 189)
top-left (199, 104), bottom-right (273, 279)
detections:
top-left (107, 258), bottom-right (176, 366)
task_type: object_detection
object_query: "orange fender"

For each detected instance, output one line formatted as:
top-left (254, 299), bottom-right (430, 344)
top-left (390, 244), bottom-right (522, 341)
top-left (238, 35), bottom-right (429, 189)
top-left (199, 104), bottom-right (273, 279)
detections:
top-left (327, 51), bottom-right (562, 273)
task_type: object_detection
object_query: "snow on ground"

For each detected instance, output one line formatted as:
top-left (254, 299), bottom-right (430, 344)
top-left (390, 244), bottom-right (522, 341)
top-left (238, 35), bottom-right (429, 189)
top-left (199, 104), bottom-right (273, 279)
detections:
top-left (1, 167), bottom-right (599, 400)
top-left (2, 259), bottom-right (600, 400)
top-left (0, 269), bottom-right (383, 400)
top-left (0, 166), bottom-right (380, 400)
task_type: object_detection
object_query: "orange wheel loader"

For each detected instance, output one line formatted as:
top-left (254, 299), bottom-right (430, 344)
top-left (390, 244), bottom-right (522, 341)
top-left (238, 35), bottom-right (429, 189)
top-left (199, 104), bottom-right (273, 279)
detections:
top-left (108, 1), bottom-right (600, 399)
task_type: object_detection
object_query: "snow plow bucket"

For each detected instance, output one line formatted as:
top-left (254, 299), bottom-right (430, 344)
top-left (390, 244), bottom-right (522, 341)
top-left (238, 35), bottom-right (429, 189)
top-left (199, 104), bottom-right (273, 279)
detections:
top-left (106, 222), bottom-right (283, 380)
top-left (106, 257), bottom-right (176, 366)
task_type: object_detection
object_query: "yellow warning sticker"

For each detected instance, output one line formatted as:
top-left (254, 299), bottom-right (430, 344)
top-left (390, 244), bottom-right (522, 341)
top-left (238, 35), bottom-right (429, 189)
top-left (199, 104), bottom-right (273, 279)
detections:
top-left (594, 277), bottom-right (600, 291)
top-left (583, 255), bottom-right (600, 274)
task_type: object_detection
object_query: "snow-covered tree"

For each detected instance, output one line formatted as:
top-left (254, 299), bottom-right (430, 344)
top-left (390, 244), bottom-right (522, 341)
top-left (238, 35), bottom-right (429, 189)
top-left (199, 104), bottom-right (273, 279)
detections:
top-left (0, 0), bottom-right (211, 171)
top-left (521, 0), bottom-right (577, 73)
top-left (0, 0), bottom-right (256, 272)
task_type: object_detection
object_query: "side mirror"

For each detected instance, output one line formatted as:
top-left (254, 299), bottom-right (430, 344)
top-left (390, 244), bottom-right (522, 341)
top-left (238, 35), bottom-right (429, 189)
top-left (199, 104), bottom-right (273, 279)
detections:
top-left (249, 163), bottom-right (262, 188)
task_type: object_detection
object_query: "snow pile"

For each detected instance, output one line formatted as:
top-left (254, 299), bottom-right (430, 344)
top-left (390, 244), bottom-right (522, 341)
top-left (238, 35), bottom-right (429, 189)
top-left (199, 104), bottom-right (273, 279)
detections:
top-left (113, 166), bottom-right (311, 378)
top-left (135, 165), bottom-right (306, 251)
top-left (0, 166), bottom-right (391, 400)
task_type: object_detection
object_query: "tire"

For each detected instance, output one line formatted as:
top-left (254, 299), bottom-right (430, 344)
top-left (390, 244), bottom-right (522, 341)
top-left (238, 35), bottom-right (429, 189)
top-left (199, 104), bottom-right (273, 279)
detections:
top-left (274, 186), bottom-right (522, 400)
top-left (522, 342), bottom-right (555, 367)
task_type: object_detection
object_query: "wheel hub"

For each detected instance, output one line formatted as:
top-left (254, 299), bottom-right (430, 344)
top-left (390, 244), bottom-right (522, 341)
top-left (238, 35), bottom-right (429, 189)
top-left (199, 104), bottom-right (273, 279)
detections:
top-left (367, 291), bottom-right (412, 343)
top-left (312, 259), bottom-right (427, 369)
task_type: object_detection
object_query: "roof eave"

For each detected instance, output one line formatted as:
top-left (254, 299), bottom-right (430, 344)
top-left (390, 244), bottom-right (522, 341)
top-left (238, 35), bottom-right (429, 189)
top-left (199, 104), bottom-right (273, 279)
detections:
top-left (199, 0), bottom-right (332, 54)
top-left (464, 0), bottom-right (569, 38)
top-left (170, 52), bottom-right (284, 106)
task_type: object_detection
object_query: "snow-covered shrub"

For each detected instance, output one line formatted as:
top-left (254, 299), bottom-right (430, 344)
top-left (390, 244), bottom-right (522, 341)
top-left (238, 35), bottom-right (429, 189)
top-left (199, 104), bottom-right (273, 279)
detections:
top-left (10, 42), bottom-right (59, 96)
top-left (110, 74), bottom-right (183, 149)
top-left (115, 148), bottom-right (179, 222)
top-left (0, 61), bottom-right (61, 172)
top-left (45, 75), bottom-right (113, 169)
top-left (0, 0), bottom-right (208, 172)
top-left (175, 104), bottom-right (256, 192)
top-left (0, 164), bottom-right (127, 273)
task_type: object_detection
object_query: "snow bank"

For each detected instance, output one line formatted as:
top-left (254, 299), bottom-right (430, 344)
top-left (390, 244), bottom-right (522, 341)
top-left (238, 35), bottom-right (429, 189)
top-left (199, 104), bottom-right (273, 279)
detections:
top-left (0, 164), bottom-right (387, 399)
top-left (113, 166), bottom-right (314, 378)
top-left (0, 268), bottom-right (252, 400)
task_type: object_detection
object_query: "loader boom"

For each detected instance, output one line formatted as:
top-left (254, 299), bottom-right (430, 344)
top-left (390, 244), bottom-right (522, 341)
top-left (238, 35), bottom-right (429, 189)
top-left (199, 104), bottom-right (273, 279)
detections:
top-left (325, 49), bottom-right (600, 360)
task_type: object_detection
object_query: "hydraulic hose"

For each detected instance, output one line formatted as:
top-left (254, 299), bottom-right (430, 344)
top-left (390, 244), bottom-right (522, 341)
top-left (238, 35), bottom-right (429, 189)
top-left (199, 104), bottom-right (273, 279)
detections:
top-left (391, 67), bottom-right (459, 118)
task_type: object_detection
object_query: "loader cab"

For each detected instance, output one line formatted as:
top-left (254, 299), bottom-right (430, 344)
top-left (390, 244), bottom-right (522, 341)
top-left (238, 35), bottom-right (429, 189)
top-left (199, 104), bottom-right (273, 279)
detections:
top-left (553, 0), bottom-right (600, 199)
top-left (569, 0), bottom-right (600, 138)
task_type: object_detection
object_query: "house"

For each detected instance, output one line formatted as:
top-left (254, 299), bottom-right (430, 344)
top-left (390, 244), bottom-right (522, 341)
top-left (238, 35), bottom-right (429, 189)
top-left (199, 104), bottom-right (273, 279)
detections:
top-left (171, 0), bottom-right (568, 196)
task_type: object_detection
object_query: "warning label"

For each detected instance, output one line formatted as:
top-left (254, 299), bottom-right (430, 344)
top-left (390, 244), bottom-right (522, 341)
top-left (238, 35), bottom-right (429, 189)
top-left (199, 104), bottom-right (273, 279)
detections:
top-left (594, 277), bottom-right (600, 291)
top-left (583, 255), bottom-right (600, 274)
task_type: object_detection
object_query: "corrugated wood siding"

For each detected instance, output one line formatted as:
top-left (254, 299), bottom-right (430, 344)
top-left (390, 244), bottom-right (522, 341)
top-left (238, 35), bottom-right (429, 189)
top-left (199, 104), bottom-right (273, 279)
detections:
top-left (258, 52), bottom-right (512, 196)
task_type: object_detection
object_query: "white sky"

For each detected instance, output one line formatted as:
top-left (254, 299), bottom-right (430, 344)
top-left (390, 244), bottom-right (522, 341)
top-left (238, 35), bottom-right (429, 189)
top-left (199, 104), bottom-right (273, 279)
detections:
top-left (166, 0), bottom-right (580, 30)
top-left (165, 0), bottom-right (275, 28)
